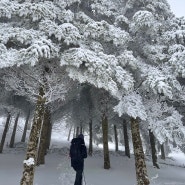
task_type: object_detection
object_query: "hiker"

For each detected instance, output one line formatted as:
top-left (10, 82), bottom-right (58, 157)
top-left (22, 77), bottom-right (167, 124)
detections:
top-left (70, 134), bottom-right (87, 185)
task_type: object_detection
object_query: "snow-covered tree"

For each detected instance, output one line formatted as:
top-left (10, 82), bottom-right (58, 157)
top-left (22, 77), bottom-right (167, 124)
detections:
top-left (143, 96), bottom-right (185, 145)
top-left (0, 0), bottom-right (184, 185)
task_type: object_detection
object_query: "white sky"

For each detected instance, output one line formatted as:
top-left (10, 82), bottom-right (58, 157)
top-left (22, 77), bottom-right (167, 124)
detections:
top-left (168, 0), bottom-right (185, 17)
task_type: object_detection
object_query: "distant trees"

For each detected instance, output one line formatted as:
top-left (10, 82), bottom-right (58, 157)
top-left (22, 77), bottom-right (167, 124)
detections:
top-left (21, 110), bottom-right (30, 142)
top-left (0, 113), bottom-right (11, 153)
top-left (9, 112), bottom-right (20, 148)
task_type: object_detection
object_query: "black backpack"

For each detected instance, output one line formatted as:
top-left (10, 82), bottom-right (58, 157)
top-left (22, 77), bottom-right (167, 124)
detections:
top-left (70, 138), bottom-right (87, 161)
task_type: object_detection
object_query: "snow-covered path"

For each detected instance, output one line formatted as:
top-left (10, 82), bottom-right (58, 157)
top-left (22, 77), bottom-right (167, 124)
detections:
top-left (0, 147), bottom-right (185, 185)
top-left (0, 124), bottom-right (185, 185)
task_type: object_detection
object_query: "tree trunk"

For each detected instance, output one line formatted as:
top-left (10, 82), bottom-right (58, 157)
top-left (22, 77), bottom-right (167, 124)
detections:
top-left (123, 122), bottom-right (130, 158)
top-left (160, 143), bottom-right (165, 160)
top-left (114, 125), bottom-right (118, 152)
top-left (149, 130), bottom-right (160, 169)
top-left (80, 125), bottom-right (83, 134)
top-left (45, 111), bottom-right (52, 150)
top-left (73, 127), bottom-right (76, 138)
top-left (156, 141), bottom-right (161, 153)
top-left (0, 113), bottom-right (11, 153)
top-left (88, 119), bottom-right (93, 156)
top-left (27, 120), bottom-right (32, 131)
top-left (172, 136), bottom-right (177, 148)
top-left (20, 87), bottom-right (45, 185)
top-left (67, 126), bottom-right (73, 141)
top-left (9, 112), bottom-right (20, 148)
top-left (102, 114), bottom-right (110, 169)
top-left (165, 139), bottom-right (170, 156)
top-left (21, 110), bottom-right (30, 142)
top-left (76, 126), bottom-right (79, 137)
top-left (46, 124), bottom-right (52, 150)
top-left (37, 107), bottom-right (50, 165)
top-left (131, 117), bottom-right (150, 185)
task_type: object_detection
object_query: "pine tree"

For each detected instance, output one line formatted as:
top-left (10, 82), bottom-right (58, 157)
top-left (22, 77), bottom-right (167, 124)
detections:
top-left (0, 113), bottom-right (11, 153)
top-left (21, 110), bottom-right (30, 142)
top-left (9, 112), bottom-right (20, 148)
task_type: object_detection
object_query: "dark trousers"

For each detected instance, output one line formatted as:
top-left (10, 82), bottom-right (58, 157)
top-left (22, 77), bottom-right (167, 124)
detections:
top-left (74, 169), bottom-right (83, 185)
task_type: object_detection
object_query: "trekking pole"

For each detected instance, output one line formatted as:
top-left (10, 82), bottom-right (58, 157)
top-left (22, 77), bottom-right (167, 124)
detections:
top-left (83, 171), bottom-right (87, 185)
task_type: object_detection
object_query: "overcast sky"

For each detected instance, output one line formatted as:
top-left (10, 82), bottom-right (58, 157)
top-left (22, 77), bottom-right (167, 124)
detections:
top-left (167, 0), bottom-right (185, 17)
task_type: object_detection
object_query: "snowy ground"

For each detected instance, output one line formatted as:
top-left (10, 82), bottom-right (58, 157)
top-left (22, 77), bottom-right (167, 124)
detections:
top-left (0, 119), bottom-right (185, 185)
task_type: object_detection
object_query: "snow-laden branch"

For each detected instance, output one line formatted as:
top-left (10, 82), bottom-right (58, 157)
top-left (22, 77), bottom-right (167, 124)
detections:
top-left (0, 24), bottom-right (44, 45)
top-left (20, 39), bottom-right (59, 64)
top-left (0, 39), bottom-right (59, 68)
top-left (140, 95), bottom-right (185, 146)
top-left (137, 62), bottom-right (181, 99)
top-left (55, 0), bottom-right (81, 8)
top-left (169, 46), bottom-right (185, 78)
top-left (114, 92), bottom-right (147, 121)
top-left (39, 20), bottom-right (81, 45)
top-left (84, 20), bottom-right (131, 47)
top-left (20, 1), bottom-right (60, 21)
top-left (117, 50), bottom-right (138, 70)
top-left (0, 44), bottom-right (20, 68)
top-left (163, 30), bottom-right (185, 45)
top-left (130, 10), bottom-right (156, 33)
top-left (2, 63), bottom-right (76, 104)
top-left (60, 48), bottom-right (134, 99)
top-left (91, 0), bottom-right (117, 17)
top-left (0, 0), bottom-right (77, 22)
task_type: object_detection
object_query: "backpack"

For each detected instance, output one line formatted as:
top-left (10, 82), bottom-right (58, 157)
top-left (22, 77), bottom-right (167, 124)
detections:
top-left (70, 138), bottom-right (87, 161)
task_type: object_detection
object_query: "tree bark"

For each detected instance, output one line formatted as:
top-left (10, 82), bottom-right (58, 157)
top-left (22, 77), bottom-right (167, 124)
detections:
top-left (46, 124), bottom-right (52, 150)
top-left (21, 110), bottom-right (30, 142)
top-left (102, 114), bottom-right (110, 169)
top-left (123, 122), bottom-right (130, 158)
top-left (20, 87), bottom-right (45, 185)
top-left (160, 143), bottom-right (165, 160)
top-left (131, 118), bottom-right (150, 185)
top-left (0, 113), bottom-right (11, 153)
top-left (27, 120), bottom-right (32, 131)
top-left (45, 111), bottom-right (52, 150)
top-left (149, 130), bottom-right (160, 169)
top-left (88, 119), bottom-right (93, 156)
top-left (37, 107), bottom-right (50, 165)
top-left (9, 112), bottom-right (20, 148)
top-left (165, 139), bottom-right (170, 156)
top-left (76, 126), bottom-right (79, 137)
top-left (67, 126), bottom-right (73, 141)
top-left (172, 136), bottom-right (177, 148)
top-left (73, 127), bottom-right (76, 138)
top-left (80, 125), bottom-right (83, 134)
top-left (114, 125), bottom-right (119, 152)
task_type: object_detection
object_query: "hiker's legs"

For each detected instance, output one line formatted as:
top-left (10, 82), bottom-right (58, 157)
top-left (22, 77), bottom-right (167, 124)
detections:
top-left (74, 169), bottom-right (83, 185)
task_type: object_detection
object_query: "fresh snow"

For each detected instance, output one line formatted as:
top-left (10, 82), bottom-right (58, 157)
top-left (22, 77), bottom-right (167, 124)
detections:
top-left (0, 120), bottom-right (185, 185)
top-left (23, 157), bottom-right (35, 166)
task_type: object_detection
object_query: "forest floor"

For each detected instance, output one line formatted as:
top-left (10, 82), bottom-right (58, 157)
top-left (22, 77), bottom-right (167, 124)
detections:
top-left (0, 120), bottom-right (185, 185)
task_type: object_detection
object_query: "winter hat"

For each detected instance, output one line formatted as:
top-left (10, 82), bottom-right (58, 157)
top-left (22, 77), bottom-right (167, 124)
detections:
top-left (78, 134), bottom-right (84, 139)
